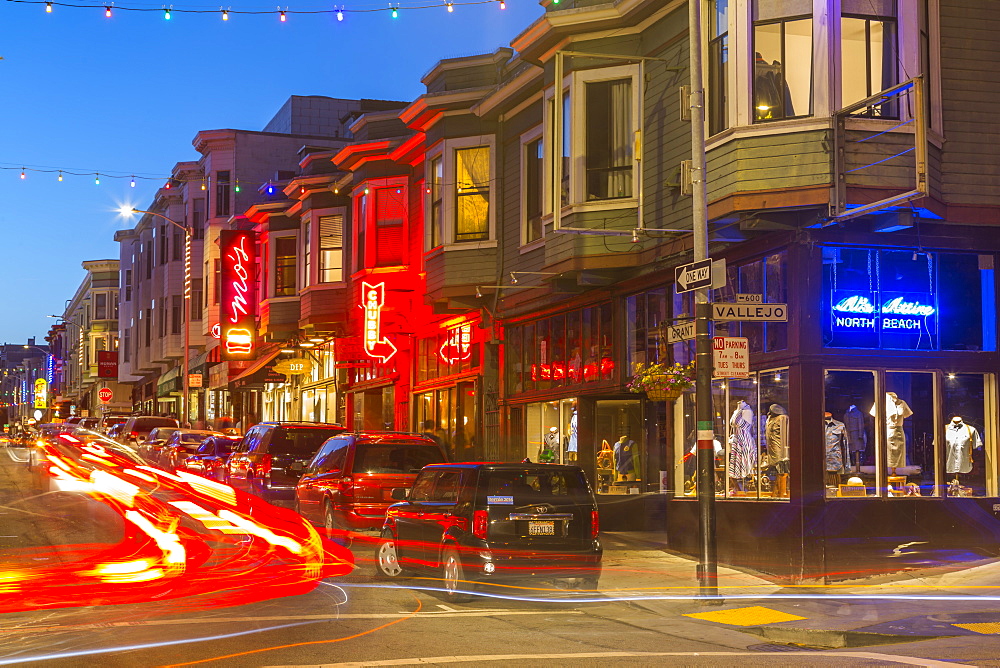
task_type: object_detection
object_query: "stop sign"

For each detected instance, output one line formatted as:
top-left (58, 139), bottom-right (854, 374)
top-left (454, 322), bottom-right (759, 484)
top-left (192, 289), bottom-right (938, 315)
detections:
top-left (98, 388), bottom-right (113, 403)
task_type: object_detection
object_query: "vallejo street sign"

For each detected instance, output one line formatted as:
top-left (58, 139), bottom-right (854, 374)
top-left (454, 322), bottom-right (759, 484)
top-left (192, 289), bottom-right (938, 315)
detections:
top-left (712, 303), bottom-right (788, 321)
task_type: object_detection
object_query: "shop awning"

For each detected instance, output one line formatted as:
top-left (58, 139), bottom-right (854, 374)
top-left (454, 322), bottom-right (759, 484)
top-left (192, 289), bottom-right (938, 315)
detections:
top-left (229, 346), bottom-right (285, 390)
top-left (156, 366), bottom-right (181, 396)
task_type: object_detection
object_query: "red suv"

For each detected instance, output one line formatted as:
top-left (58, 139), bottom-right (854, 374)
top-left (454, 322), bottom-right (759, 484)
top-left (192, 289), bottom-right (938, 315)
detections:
top-left (295, 432), bottom-right (449, 534)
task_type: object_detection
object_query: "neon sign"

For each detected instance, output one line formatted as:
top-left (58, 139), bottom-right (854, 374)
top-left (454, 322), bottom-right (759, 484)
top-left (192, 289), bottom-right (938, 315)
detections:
top-left (361, 281), bottom-right (397, 363)
top-left (220, 230), bottom-right (257, 360)
top-left (439, 324), bottom-right (472, 365)
top-left (832, 292), bottom-right (936, 332)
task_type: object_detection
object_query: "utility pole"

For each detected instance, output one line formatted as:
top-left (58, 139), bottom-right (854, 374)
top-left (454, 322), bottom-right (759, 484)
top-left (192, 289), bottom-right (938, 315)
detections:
top-left (689, 0), bottom-right (718, 599)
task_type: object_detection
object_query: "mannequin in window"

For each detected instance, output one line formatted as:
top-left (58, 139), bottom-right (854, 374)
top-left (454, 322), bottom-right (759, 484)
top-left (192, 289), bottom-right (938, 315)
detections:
top-left (825, 411), bottom-right (849, 490)
top-left (565, 407), bottom-right (578, 462)
top-left (614, 434), bottom-right (636, 482)
top-left (728, 399), bottom-right (756, 493)
top-left (765, 404), bottom-right (789, 498)
top-left (946, 415), bottom-right (982, 494)
top-left (843, 404), bottom-right (867, 473)
top-left (540, 426), bottom-right (559, 463)
top-left (871, 391), bottom-right (912, 475)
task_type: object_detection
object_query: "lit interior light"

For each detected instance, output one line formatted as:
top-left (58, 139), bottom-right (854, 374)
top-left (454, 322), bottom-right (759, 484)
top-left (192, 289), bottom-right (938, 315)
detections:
top-left (757, 104), bottom-right (770, 112)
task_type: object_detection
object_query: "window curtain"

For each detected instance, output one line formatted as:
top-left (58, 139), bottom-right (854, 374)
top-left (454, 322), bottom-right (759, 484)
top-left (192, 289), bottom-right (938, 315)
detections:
top-left (608, 79), bottom-right (633, 199)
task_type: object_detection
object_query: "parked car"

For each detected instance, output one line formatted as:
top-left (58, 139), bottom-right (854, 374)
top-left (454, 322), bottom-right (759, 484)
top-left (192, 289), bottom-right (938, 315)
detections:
top-left (97, 413), bottom-right (131, 435)
top-left (106, 422), bottom-right (126, 441)
top-left (296, 432), bottom-right (449, 533)
top-left (179, 434), bottom-right (241, 481)
top-left (226, 422), bottom-right (347, 502)
top-left (160, 429), bottom-right (224, 470)
top-left (121, 416), bottom-right (179, 447)
top-left (375, 463), bottom-right (603, 601)
top-left (137, 426), bottom-right (179, 466)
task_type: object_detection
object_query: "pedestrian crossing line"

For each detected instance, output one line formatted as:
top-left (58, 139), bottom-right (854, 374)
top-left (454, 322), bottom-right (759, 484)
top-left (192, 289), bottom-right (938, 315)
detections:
top-left (683, 605), bottom-right (807, 626)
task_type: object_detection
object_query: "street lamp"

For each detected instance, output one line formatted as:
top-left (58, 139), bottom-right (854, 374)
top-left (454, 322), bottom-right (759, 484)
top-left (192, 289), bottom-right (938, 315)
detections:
top-left (121, 207), bottom-right (192, 426)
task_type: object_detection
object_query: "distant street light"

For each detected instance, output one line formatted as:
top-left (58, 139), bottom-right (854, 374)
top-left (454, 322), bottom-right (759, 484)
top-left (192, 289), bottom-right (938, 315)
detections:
top-left (120, 207), bottom-right (193, 425)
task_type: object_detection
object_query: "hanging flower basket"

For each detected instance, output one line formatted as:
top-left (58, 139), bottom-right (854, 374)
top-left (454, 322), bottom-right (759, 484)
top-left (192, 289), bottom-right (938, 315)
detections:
top-left (627, 362), bottom-right (695, 402)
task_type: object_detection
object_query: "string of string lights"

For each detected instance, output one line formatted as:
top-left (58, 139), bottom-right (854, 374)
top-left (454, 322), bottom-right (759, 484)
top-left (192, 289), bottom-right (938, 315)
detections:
top-left (5, 0), bottom-right (536, 20)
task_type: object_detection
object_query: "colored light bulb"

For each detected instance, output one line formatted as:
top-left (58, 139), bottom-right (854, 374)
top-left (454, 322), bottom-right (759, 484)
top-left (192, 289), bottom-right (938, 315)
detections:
top-left (95, 174), bottom-right (100, 185)
top-left (499, 0), bottom-right (505, 8)
top-left (164, 8), bottom-right (171, 19)
top-left (20, 169), bottom-right (25, 180)
top-left (57, 171), bottom-right (63, 181)
top-left (447, 1), bottom-right (453, 11)
top-left (222, 9), bottom-right (228, 20)
top-left (280, 10), bottom-right (286, 21)
top-left (105, 6), bottom-right (111, 17)
top-left (46, 2), bottom-right (52, 12)
top-left (130, 176), bottom-right (136, 188)
top-left (336, 8), bottom-right (343, 21)
top-left (391, 6), bottom-right (398, 18)
top-left (234, 181), bottom-right (241, 192)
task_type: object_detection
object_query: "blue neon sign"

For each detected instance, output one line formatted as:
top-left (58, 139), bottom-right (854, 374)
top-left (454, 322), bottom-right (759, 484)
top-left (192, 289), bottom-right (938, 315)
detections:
top-left (831, 291), bottom-right (936, 333)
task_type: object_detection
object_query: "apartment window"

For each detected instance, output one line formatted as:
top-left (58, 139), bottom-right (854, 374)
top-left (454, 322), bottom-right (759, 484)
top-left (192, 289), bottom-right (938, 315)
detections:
top-left (429, 156), bottom-right (443, 249)
top-left (124, 269), bottom-right (132, 302)
top-left (190, 284), bottom-right (202, 321)
top-left (302, 220), bottom-right (312, 287)
top-left (192, 198), bottom-right (206, 240)
top-left (171, 295), bottom-right (183, 335)
top-left (319, 214), bottom-right (344, 283)
top-left (546, 91), bottom-right (571, 210)
top-left (455, 146), bottom-right (490, 242)
top-left (123, 330), bottom-right (130, 363)
top-left (112, 293), bottom-right (118, 320)
top-left (145, 241), bottom-right (153, 279)
top-left (173, 228), bottom-right (184, 261)
top-left (708, 0), bottom-right (730, 135)
top-left (159, 225), bottom-right (169, 264)
top-left (523, 136), bottom-right (543, 244)
top-left (374, 188), bottom-right (405, 266)
top-left (212, 259), bottom-right (221, 305)
top-left (160, 300), bottom-right (168, 338)
top-left (215, 170), bottom-right (231, 217)
top-left (355, 191), bottom-right (367, 270)
top-left (585, 78), bottom-right (633, 200)
top-left (144, 308), bottom-right (152, 346)
top-left (841, 0), bottom-right (898, 117)
top-left (94, 293), bottom-right (108, 320)
top-left (274, 236), bottom-right (297, 297)
top-left (753, 0), bottom-right (813, 122)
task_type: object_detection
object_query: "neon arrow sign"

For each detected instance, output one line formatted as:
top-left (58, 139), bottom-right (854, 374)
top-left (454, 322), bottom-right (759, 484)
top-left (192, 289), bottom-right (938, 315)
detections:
top-left (362, 281), bottom-right (397, 363)
top-left (438, 324), bottom-right (472, 365)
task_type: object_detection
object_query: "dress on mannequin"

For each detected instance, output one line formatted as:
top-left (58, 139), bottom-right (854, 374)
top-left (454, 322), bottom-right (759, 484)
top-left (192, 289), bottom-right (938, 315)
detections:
top-left (765, 404), bottom-right (789, 470)
top-left (871, 392), bottom-right (912, 470)
top-left (946, 417), bottom-right (982, 475)
top-left (728, 400), bottom-right (756, 480)
top-left (566, 409), bottom-right (578, 461)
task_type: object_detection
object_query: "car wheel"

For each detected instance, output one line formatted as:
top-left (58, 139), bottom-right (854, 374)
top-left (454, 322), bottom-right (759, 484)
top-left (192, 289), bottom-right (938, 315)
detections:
top-left (442, 546), bottom-right (473, 603)
top-left (375, 530), bottom-right (406, 578)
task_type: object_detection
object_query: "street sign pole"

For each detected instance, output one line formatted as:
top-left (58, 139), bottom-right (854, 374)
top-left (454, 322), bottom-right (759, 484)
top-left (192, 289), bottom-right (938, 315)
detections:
top-left (689, 0), bottom-right (717, 600)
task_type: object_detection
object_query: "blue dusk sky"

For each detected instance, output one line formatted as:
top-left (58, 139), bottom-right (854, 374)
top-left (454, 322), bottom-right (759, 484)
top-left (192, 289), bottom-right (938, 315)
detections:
top-left (0, 0), bottom-right (543, 345)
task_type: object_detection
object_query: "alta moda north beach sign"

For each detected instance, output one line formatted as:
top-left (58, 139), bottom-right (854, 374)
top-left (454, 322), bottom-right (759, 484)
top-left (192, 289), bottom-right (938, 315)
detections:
top-left (831, 292), bottom-right (936, 332)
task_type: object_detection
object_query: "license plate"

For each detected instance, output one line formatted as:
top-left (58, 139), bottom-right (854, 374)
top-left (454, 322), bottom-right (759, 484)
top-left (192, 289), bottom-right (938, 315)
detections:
top-left (528, 521), bottom-right (555, 536)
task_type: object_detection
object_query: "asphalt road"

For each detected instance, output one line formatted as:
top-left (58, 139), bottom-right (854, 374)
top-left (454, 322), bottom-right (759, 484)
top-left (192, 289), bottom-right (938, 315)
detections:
top-left (3, 443), bottom-right (1000, 667)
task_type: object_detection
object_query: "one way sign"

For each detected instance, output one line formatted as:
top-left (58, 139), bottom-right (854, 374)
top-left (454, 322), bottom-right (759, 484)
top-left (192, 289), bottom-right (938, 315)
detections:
top-left (675, 259), bottom-right (713, 293)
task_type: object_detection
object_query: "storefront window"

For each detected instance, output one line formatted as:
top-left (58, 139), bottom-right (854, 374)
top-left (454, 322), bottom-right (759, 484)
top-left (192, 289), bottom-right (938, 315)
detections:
top-left (943, 374), bottom-right (987, 497)
top-left (884, 371), bottom-right (935, 496)
top-left (712, 252), bottom-right (788, 352)
top-left (525, 398), bottom-right (578, 465)
top-left (416, 322), bottom-right (481, 383)
top-left (415, 381), bottom-right (477, 460)
top-left (679, 368), bottom-right (789, 501)
top-left (823, 370), bottom-right (877, 497)
top-left (594, 399), bottom-right (642, 495)
top-left (625, 288), bottom-right (669, 371)
top-left (822, 247), bottom-right (995, 351)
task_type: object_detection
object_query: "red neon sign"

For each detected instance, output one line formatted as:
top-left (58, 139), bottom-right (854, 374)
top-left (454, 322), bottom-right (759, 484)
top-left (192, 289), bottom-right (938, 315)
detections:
top-left (439, 323), bottom-right (472, 365)
top-left (220, 230), bottom-right (257, 360)
top-left (361, 281), bottom-right (397, 362)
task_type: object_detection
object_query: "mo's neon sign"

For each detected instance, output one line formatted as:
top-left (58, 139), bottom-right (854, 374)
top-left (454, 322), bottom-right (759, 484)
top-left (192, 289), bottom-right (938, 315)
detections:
top-left (220, 230), bottom-right (257, 360)
top-left (362, 281), bottom-right (397, 363)
top-left (832, 292), bottom-right (936, 332)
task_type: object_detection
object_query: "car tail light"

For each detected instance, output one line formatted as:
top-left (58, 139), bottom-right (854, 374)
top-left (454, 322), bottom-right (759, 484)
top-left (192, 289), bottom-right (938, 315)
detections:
top-left (130, 431), bottom-right (139, 439)
top-left (338, 475), bottom-right (354, 498)
top-left (472, 510), bottom-right (489, 540)
top-left (260, 454), bottom-right (272, 477)
top-left (591, 510), bottom-right (600, 539)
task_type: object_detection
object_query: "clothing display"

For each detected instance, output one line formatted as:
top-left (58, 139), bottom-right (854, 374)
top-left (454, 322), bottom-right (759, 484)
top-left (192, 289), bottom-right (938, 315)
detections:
top-left (728, 400), bottom-right (757, 480)
top-left (614, 436), bottom-right (635, 479)
top-left (765, 404), bottom-right (789, 469)
top-left (539, 427), bottom-right (559, 463)
top-left (567, 410), bottom-right (578, 453)
top-left (946, 418), bottom-right (983, 475)
top-left (825, 417), bottom-right (849, 474)
top-left (843, 405), bottom-right (867, 453)
top-left (871, 392), bottom-right (913, 470)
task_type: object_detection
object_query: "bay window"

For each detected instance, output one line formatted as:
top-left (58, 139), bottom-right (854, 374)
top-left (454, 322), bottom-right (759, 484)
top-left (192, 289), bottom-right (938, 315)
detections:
top-left (274, 236), bottom-right (296, 297)
top-left (318, 214), bottom-right (344, 283)
top-left (455, 147), bottom-right (490, 242)
top-left (753, 0), bottom-right (812, 122)
top-left (841, 0), bottom-right (898, 117)
top-left (425, 141), bottom-right (495, 247)
top-left (521, 131), bottom-right (544, 245)
top-left (708, 0), bottom-right (729, 135)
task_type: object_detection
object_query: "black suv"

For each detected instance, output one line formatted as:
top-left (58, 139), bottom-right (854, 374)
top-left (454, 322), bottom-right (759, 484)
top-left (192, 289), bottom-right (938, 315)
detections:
top-left (226, 422), bottom-right (347, 502)
top-left (376, 463), bottom-right (602, 601)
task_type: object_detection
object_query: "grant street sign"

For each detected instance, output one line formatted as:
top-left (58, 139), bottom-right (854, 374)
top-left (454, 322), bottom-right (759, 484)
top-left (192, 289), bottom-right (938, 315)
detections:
top-left (712, 303), bottom-right (788, 321)
top-left (674, 259), bottom-right (714, 293)
top-left (665, 321), bottom-right (696, 343)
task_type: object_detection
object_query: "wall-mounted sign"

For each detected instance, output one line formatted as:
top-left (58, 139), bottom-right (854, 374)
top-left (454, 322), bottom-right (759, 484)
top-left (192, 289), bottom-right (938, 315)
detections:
top-left (274, 358), bottom-right (312, 376)
top-left (831, 291), bottom-right (936, 333)
top-left (439, 324), bottom-right (472, 365)
top-left (188, 373), bottom-right (203, 388)
top-left (220, 230), bottom-right (257, 361)
top-left (33, 378), bottom-right (48, 409)
top-left (97, 350), bottom-right (118, 378)
top-left (361, 281), bottom-right (397, 362)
